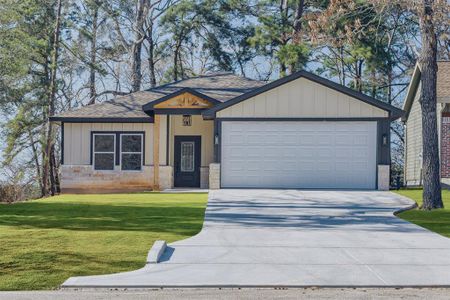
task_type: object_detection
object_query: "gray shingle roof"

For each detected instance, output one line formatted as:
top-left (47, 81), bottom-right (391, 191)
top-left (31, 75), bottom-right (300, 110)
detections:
top-left (51, 73), bottom-right (265, 121)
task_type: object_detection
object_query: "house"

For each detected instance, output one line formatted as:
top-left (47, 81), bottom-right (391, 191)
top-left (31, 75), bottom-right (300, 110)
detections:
top-left (403, 61), bottom-right (450, 186)
top-left (50, 70), bottom-right (403, 192)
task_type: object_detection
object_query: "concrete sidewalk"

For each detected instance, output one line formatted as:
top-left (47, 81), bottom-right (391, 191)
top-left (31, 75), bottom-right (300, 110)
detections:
top-left (3, 288), bottom-right (450, 300)
top-left (62, 190), bottom-right (450, 287)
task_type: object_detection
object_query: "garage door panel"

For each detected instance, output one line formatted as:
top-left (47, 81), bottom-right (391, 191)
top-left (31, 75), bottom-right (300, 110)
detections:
top-left (221, 121), bottom-right (377, 189)
top-left (316, 135), bottom-right (333, 145)
top-left (336, 135), bottom-right (353, 145)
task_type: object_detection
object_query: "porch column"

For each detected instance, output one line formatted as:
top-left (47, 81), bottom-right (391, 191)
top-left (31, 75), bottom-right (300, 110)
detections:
top-left (153, 114), bottom-right (160, 191)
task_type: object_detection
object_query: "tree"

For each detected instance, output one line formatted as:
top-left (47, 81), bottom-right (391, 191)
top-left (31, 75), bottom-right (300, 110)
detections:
top-left (71, 0), bottom-right (108, 105)
top-left (309, 0), bottom-right (448, 200)
top-left (0, 0), bottom-right (65, 196)
top-left (371, 0), bottom-right (447, 209)
top-left (310, 0), bottom-right (416, 98)
top-left (243, 0), bottom-right (312, 78)
top-left (160, 0), bottom-right (244, 80)
top-left (417, 0), bottom-right (443, 209)
top-left (42, 0), bottom-right (63, 196)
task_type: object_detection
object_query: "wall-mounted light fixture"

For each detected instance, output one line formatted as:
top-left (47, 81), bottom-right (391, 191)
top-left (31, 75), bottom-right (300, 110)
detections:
top-left (214, 134), bottom-right (219, 145)
top-left (382, 134), bottom-right (388, 146)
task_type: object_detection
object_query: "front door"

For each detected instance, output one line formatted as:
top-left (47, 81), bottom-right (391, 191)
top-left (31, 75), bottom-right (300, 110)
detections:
top-left (174, 136), bottom-right (201, 187)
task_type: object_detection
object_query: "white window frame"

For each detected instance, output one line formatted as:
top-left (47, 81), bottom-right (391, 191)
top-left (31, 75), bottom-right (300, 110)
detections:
top-left (120, 133), bottom-right (144, 171)
top-left (93, 133), bottom-right (116, 171)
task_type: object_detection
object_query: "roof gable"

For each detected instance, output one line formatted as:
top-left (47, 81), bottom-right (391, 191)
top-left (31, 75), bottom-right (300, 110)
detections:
top-left (402, 61), bottom-right (450, 121)
top-left (142, 88), bottom-right (219, 112)
top-left (154, 92), bottom-right (215, 109)
top-left (216, 77), bottom-right (389, 118)
top-left (203, 70), bottom-right (404, 120)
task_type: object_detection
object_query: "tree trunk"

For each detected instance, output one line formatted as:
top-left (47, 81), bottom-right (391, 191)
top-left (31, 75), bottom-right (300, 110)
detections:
top-left (130, 0), bottom-right (146, 92)
top-left (179, 51), bottom-right (185, 79)
top-left (173, 41), bottom-right (182, 81)
top-left (28, 131), bottom-right (44, 197)
top-left (51, 144), bottom-right (60, 193)
top-left (88, 4), bottom-right (99, 105)
top-left (280, 61), bottom-right (287, 77)
top-left (292, 0), bottom-right (305, 44)
top-left (419, 0), bottom-right (443, 209)
top-left (42, 0), bottom-right (62, 196)
top-left (288, 0), bottom-right (305, 74)
top-left (131, 42), bottom-right (143, 91)
top-left (146, 22), bottom-right (157, 88)
top-left (387, 64), bottom-right (393, 104)
top-left (49, 145), bottom-right (56, 196)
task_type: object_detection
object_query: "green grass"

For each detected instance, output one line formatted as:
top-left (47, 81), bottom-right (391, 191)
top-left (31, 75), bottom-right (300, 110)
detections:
top-left (395, 189), bottom-right (450, 238)
top-left (0, 193), bottom-right (207, 291)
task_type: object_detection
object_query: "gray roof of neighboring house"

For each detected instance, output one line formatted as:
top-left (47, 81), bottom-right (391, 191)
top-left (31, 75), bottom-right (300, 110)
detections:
top-left (50, 73), bottom-right (265, 122)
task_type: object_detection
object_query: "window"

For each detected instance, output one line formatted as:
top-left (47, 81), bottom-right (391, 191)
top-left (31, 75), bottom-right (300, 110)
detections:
top-left (92, 132), bottom-right (144, 171)
top-left (180, 141), bottom-right (195, 172)
top-left (93, 134), bottom-right (115, 170)
top-left (182, 115), bottom-right (192, 126)
top-left (121, 134), bottom-right (143, 171)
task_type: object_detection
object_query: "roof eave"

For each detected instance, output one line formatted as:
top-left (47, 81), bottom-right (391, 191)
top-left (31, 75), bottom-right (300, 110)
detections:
top-left (49, 116), bottom-right (154, 123)
top-left (401, 64), bottom-right (422, 122)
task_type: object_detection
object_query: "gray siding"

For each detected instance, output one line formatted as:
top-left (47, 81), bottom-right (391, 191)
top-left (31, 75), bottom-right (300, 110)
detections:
top-left (404, 87), bottom-right (446, 185)
top-left (405, 88), bottom-right (423, 185)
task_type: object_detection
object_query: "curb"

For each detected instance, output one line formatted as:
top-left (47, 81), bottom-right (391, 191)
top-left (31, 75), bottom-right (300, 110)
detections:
top-left (393, 202), bottom-right (418, 215)
top-left (146, 240), bottom-right (167, 264)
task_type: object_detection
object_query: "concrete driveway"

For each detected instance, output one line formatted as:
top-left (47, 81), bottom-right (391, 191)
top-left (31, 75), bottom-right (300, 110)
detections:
top-left (63, 190), bottom-right (450, 287)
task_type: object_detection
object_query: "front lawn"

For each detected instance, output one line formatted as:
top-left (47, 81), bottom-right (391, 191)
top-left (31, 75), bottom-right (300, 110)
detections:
top-left (395, 189), bottom-right (450, 238)
top-left (0, 193), bottom-right (208, 290)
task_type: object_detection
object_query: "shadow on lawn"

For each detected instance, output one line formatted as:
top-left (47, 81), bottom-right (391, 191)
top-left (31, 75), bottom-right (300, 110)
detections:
top-left (399, 209), bottom-right (450, 238)
top-left (0, 202), bottom-right (205, 234)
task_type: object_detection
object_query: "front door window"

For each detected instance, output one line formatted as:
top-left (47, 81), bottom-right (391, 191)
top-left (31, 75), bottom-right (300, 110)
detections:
top-left (180, 142), bottom-right (195, 172)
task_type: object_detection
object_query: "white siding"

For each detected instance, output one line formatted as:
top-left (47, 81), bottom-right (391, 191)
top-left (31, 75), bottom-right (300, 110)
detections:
top-left (63, 118), bottom-right (167, 166)
top-left (217, 77), bottom-right (388, 118)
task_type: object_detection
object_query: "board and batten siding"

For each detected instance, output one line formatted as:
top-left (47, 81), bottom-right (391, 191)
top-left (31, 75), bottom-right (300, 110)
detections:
top-left (63, 117), bottom-right (167, 166)
top-left (168, 115), bottom-right (214, 167)
top-left (405, 87), bottom-right (423, 185)
top-left (217, 77), bottom-right (388, 118)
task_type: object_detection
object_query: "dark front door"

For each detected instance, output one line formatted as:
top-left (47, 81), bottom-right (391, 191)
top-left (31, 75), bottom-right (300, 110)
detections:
top-left (174, 136), bottom-right (201, 187)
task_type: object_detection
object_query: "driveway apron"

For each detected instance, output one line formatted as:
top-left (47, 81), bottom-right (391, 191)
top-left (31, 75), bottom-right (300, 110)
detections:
top-left (63, 190), bottom-right (450, 287)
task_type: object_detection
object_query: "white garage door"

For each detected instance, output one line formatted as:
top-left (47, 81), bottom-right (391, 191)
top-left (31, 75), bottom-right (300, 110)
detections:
top-left (221, 121), bottom-right (377, 189)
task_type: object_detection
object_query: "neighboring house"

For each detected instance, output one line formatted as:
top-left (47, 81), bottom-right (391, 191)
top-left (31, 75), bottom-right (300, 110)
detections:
top-left (50, 70), bottom-right (403, 192)
top-left (403, 61), bottom-right (450, 187)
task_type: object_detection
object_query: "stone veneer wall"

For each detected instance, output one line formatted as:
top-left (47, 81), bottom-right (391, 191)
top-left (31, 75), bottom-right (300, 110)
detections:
top-left (209, 163), bottom-right (220, 189)
top-left (377, 165), bottom-right (390, 191)
top-left (441, 115), bottom-right (450, 179)
top-left (200, 167), bottom-right (209, 189)
top-left (61, 165), bottom-right (173, 193)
